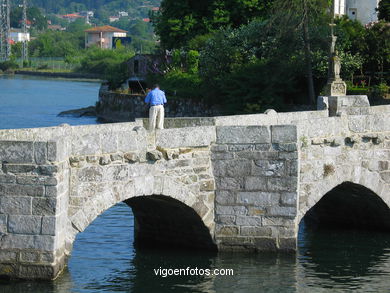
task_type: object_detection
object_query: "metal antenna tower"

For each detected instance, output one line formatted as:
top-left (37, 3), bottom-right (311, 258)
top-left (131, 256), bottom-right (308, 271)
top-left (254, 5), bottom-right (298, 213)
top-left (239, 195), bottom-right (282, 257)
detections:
top-left (22, 0), bottom-right (28, 63)
top-left (0, 0), bottom-right (11, 61)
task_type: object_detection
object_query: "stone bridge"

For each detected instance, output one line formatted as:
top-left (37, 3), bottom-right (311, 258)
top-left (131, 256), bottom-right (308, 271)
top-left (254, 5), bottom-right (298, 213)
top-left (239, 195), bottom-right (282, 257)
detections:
top-left (0, 95), bottom-right (389, 280)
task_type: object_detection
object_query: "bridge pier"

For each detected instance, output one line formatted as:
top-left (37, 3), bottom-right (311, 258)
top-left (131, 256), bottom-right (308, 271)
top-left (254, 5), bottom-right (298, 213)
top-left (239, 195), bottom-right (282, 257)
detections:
top-left (212, 125), bottom-right (298, 251)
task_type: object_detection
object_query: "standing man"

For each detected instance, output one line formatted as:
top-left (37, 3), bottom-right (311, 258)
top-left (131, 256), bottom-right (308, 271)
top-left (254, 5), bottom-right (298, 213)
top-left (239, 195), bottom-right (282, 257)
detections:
top-left (144, 84), bottom-right (167, 130)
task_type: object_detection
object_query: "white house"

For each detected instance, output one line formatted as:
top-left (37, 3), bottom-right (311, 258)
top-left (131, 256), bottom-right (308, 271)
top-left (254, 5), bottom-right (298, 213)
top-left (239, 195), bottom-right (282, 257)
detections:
top-left (334, 0), bottom-right (380, 24)
top-left (10, 29), bottom-right (30, 43)
top-left (85, 25), bottom-right (127, 49)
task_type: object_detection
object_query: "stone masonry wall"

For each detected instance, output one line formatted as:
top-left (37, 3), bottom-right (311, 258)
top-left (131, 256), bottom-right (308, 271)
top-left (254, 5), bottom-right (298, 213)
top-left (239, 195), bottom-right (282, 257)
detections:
top-left (0, 140), bottom-right (69, 279)
top-left (97, 86), bottom-right (221, 122)
top-left (212, 125), bottom-right (298, 251)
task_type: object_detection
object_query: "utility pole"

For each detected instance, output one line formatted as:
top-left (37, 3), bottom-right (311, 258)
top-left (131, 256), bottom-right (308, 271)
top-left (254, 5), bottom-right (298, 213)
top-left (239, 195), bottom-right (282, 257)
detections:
top-left (0, 0), bottom-right (11, 61)
top-left (22, 0), bottom-right (28, 64)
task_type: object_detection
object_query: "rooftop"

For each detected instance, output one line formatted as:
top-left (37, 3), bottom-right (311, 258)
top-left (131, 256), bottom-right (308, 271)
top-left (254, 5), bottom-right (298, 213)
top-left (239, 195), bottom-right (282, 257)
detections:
top-left (85, 25), bottom-right (127, 33)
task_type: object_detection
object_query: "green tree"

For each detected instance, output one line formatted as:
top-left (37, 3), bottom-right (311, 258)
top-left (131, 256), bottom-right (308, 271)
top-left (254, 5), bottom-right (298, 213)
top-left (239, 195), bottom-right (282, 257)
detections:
top-left (378, 0), bottom-right (390, 21)
top-left (10, 6), bottom-right (48, 31)
top-left (151, 0), bottom-right (272, 49)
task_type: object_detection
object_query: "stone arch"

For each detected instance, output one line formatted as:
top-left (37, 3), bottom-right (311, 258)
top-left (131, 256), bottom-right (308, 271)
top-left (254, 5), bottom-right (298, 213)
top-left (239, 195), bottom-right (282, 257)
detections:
top-left (298, 165), bottom-right (390, 224)
top-left (66, 175), bottom-right (216, 254)
top-left (302, 182), bottom-right (390, 231)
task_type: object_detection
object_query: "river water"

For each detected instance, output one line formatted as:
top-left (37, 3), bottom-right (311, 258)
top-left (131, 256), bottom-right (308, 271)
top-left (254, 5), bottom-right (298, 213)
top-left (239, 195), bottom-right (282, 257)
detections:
top-left (1, 75), bottom-right (390, 292)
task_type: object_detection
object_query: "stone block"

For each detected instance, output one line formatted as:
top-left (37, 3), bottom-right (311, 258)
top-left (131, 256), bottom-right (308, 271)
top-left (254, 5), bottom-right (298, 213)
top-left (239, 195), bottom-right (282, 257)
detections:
top-left (8, 215), bottom-right (42, 234)
top-left (0, 251), bottom-right (17, 262)
top-left (38, 165), bottom-right (59, 176)
top-left (213, 160), bottom-right (251, 177)
top-left (77, 166), bottom-right (104, 182)
top-left (235, 216), bottom-right (262, 226)
top-left (0, 197), bottom-right (32, 215)
top-left (278, 238), bottom-right (297, 251)
top-left (0, 234), bottom-right (35, 249)
top-left (3, 164), bottom-right (37, 174)
top-left (16, 175), bottom-right (57, 186)
top-left (216, 177), bottom-right (244, 190)
top-left (236, 151), bottom-right (278, 160)
top-left (0, 141), bottom-right (34, 163)
top-left (215, 215), bottom-right (236, 225)
top-left (244, 177), bottom-right (268, 191)
top-left (280, 193), bottom-right (297, 206)
top-left (215, 191), bottom-right (236, 205)
top-left (0, 214), bottom-right (7, 234)
top-left (216, 205), bottom-right (247, 216)
top-left (101, 132), bottom-right (118, 153)
top-left (271, 125), bottom-right (297, 143)
top-left (237, 192), bottom-right (280, 206)
top-left (200, 180), bottom-right (215, 191)
top-left (216, 225), bottom-right (239, 236)
top-left (247, 207), bottom-right (266, 216)
top-left (0, 174), bottom-right (16, 183)
top-left (252, 160), bottom-right (285, 177)
top-left (32, 198), bottom-right (57, 216)
top-left (41, 216), bottom-right (57, 236)
top-left (216, 126), bottom-right (270, 144)
top-left (267, 177), bottom-right (297, 192)
top-left (211, 145), bottom-right (228, 152)
top-left (34, 142), bottom-right (47, 165)
top-left (211, 152), bottom-right (235, 161)
top-left (104, 165), bottom-right (128, 181)
top-left (20, 251), bottom-right (40, 262)
top-left (147, 150), bottom-right (163, 161)
top-left (380, 172), bottom-right (390, 183)
top-left (0, 183), bottom-right (42, 197)
top-left (273, 143), bottom-right (297, 152)
top-left (266, 206), bottom-right (296, 217)
top-left (72, 133), bottom-right (100, 156)
top-left (124, 152), bottom-right (139, 163)
top-left (240, 226), bottom-right (272, 237)
top-left (253, 237), bottom-right (277, 251)
top-left (157, 127), bottom-right (216, 149)
top-left (47, 139), bottom-right (68, 162)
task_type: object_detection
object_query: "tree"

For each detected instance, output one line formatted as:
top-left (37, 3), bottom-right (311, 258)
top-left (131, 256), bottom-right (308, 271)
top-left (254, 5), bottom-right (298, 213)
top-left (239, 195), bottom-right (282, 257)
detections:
top-left (269, 0), bottom-right (330, 105)
top-left (378, 0), bottom-right (390, 21)
top-left (10, 6), bottom-right (48, 31)
top-left (151, 0), bottom-right (272, 49)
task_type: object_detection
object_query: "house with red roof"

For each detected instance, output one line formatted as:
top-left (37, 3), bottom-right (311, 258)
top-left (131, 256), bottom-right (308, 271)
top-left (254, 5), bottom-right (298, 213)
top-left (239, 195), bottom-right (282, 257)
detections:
top-left (85, 25), bottom-right (127, 49)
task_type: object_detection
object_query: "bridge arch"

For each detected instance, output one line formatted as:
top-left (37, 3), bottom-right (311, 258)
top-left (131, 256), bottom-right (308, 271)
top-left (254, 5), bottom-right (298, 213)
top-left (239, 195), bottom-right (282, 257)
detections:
top-left (299, 164), bottom-right (390, 224)
top-left (66, 175), bottom-right (216, 254)
top-left (301, 182), bottom-right (390, 231)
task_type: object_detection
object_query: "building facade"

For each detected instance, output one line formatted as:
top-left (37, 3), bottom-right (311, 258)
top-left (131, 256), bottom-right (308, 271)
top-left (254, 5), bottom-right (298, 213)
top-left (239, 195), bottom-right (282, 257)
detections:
top-left (85, 25), bottom-right (127, 49)
top-left (10, 29), bottom-right (30, 43)
top-left (334, 0), bottom-right (380, 24)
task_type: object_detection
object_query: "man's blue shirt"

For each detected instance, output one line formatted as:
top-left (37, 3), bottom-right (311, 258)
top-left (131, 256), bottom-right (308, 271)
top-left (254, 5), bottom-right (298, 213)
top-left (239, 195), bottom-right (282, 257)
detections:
top-left (145, 88), bottom-right (167, 106)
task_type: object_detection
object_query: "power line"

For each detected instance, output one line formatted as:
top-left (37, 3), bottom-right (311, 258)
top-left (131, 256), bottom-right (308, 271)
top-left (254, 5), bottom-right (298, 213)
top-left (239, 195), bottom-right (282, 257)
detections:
top-left (0, 0), bottom-right (11, 61)
top-left (22, 0), bottom-right (28, 63)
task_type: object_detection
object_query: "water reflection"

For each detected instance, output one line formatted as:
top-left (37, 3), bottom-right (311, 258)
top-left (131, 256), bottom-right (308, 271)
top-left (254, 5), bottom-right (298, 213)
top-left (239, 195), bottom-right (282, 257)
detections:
top-left (298, 222), bottom-right (390, 291)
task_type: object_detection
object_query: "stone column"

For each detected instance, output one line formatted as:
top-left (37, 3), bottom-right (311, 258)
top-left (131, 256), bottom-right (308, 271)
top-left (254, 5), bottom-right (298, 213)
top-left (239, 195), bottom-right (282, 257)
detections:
top-left (212, 125), bottom-right (299, 252)
top-left (0, 138), bottom-right (69, 280)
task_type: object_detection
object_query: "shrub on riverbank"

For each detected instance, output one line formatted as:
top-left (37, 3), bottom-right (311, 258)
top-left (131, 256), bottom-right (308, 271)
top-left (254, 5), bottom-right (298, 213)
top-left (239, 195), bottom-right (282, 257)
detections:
top-left (0, 60), bottom-right (19, 72)
top-left (76, 47), bottom-right (134, 89)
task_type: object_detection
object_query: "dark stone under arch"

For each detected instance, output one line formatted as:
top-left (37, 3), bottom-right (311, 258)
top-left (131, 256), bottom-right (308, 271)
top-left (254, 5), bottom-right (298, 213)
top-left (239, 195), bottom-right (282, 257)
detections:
top-left (302, 182), bottom-right (390, 231)
top-left (124, 195), bottom-right (217, 251)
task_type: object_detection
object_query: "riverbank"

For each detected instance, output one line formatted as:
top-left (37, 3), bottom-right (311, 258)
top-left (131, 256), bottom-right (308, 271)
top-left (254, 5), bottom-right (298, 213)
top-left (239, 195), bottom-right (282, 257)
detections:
top-left (13, 70), bottom-right (103, 81)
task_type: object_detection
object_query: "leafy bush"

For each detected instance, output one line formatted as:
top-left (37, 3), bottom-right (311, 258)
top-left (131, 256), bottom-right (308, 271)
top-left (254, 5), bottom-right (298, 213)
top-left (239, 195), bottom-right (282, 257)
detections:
top-left (158, 69), bottom-right (203, 100)
top-left (0, 60), bottom-right (19, 71)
